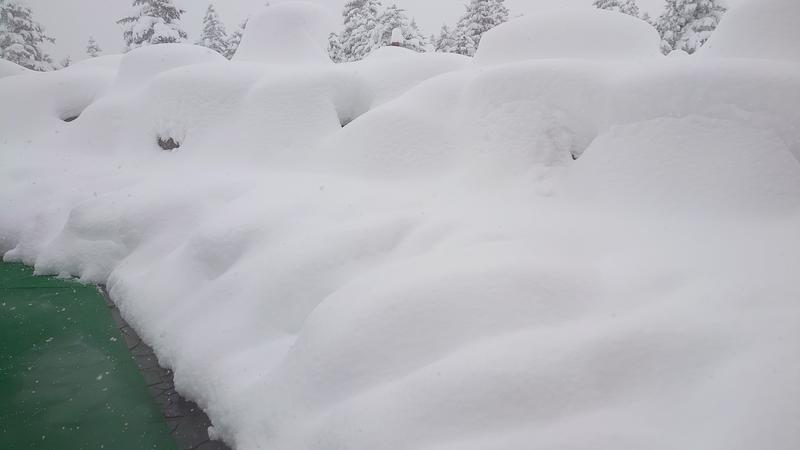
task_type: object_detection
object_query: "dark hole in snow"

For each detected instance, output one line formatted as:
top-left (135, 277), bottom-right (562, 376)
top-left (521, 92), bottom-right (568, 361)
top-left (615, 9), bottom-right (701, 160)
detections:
top-left (340, 116), bottom-right (354, 128)
top-left (158, 137), bottom-right (181, 151)
top-left (61, 114), bottom-right (79, 123)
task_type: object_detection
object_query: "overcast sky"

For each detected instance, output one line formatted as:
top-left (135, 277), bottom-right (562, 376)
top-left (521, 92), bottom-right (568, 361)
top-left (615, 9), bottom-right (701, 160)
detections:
top-left (29, 0), bottom-right (668, 62)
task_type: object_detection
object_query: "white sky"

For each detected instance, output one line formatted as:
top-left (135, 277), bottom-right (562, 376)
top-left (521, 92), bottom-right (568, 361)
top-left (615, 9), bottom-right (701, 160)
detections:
top-left (28, 0), bottom-right (667, 62)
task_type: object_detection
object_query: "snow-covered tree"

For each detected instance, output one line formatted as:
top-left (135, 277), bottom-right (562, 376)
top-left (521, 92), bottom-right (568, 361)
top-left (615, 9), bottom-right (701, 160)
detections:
top-left (224, 19), bottom-right (246, 59)
top-left (453, 32), bottom-right (476, 57)
top-left (593, 0), bottom-right (640, 17)
top-left (196, 4), bottom-right (228, 55)
top-left (58, 55), bottom-right (71, 68)
top-left (407, 19), bottom-right (428, 52)
top-left (378, 4), bottom-right (403, 45)
top-left (0, 0), bottom-right (54, 71)
top-left (338, 0), bottom-right (383, 62)
top-left (327, 32), bottom-right (343, 62)
top-left (378, 5), bottom-right (427, 52)
top-left (433, 24), bottom-right (457, 53)
top-left (656, 0), bottom-right (726, 54)
top-left (86, 36), bottom-right (102, 57)
top-left (117, 0), bottom-right (188, 51)
top-left (452, 0), bottom-right (509, 56)
top-left (330, 1), bottom-right (431, 61)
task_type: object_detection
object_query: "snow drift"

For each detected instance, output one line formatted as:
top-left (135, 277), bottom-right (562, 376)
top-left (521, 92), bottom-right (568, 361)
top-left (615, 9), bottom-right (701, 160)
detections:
top-left (2, 2), bottom-right (800, 450)
top-left (233, 2), bottom-right (337, 65)
top-left (0, 59), bottom-right (29, 78)
top-left (474, 9), bottom-right (662, 65)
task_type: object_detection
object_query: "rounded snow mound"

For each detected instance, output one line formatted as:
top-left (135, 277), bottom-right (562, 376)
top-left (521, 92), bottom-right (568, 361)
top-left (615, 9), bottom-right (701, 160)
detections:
top-left (234, 2), bottom-right (336, 65)
top-left (74, 54), bottom-right (124, 71)
top-left (561, 117), bottom-right (800, 216)
top-left (474, 9), bottom-right (661, 65)
top-left (113, 44), bottom-right (226, 91)
top-left (0, 59), bottom-right (30, 78)
top-left (702, 0), bottom-right (800, 61)
top-left (365, 45), bottom-right (422, 60)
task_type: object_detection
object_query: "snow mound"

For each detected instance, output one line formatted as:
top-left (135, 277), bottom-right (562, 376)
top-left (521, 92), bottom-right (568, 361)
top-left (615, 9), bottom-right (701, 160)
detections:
top-left (0, 59), bottom-right (29, 78)
top-left (703, 0), bottom-right (800, 61)
top-left (0, 65), bottom-right (116, 149)
top-left (233, 2), bottom-right (336, 65)
top-left (474, 10), bottom-right (661, 65)
top-left (354, 48), bottom-right (469, 105)
top-left (73, 54), bottom-right (124, 71)
top-left (113, 44), bottom-right (226, 91)
top-left (560, 117), bottom-right (800, 216)
top-left (365, 45), bottom-right (421, 60)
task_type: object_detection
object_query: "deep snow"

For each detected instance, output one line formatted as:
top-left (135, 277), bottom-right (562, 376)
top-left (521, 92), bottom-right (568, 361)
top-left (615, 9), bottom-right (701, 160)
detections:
top-left (0, 59), bottom-right (29, 78)
top-left (1, 2), bottom-right (799, 450)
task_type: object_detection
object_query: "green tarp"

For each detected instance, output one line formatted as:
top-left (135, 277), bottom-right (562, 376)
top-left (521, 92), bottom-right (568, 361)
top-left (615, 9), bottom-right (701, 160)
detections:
top-left (0, 263), bottom-right (176, 450)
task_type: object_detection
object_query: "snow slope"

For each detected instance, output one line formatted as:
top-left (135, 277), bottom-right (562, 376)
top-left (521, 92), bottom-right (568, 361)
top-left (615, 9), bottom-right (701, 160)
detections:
top-left (0, 59), bottom-right (29, 78)
top-left (2, 3), bottom-right (799, 450)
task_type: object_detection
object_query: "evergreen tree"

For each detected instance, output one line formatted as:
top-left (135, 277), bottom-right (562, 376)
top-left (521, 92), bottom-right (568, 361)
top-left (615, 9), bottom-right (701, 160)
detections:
top-left (378, 4), bottom-right (403, 45)
top-left (593, 0), bottom-right (640, 17)
top-left (452, 0), bottom-right (509, 56)
top-left (0, 0), bottom-right (54, 71)
top-left (453, 32), bottom-right (476, 57)
top-left (407, 19), bottom-right (428, 52)
top-left (224, 19), bottom-right (246, 59)
top-left (339, 0), bottom-right (383, 62)
top-left (58, 55), bottom-right (71, 68)
top-left (656, 0), bottom-right (726, 54)
top-left (433, 24), bottom-right (457, 53)
top-left (117, 0), bottom-right (188, 51)
top-left (327, 32), bottom-right (343, 62)
top-left (196, 4), bottom-right (228, 55)
top-left (378, 5), bottom-right (427, 52)
top-left (86, 36), bottom-right (102, 57)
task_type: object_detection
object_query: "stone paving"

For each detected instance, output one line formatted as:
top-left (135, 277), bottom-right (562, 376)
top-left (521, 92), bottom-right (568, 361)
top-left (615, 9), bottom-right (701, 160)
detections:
top-left (102, 287), bottom-right (231, 450)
